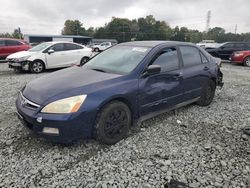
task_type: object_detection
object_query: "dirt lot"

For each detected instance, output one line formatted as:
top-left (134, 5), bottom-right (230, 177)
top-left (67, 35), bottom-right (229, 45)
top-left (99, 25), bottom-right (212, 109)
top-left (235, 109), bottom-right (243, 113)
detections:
top-left (0, 63), bottom-right (250, 188)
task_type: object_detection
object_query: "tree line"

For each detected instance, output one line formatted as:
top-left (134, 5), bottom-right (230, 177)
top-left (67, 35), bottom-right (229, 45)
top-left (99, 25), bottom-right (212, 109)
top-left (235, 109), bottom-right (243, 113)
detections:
top-left (61, 15), bottom-right (250, 43)
top-left (2, 15), bottom-right (250, 43)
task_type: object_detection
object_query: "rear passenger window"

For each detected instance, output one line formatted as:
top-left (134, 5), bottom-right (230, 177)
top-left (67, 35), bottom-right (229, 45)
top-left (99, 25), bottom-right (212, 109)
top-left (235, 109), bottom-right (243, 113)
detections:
top-left (179, 46), bottom-right (202, 67)
top-left (152, 48), bottom-right (179, 72)
top-left (234, 43), bottom-right (245, 49)
top-left (64, 43), bottom-right (83, 51)
top-left (6, 40), bottom-right (22, 46)
top-left (0, 40), bottom-right (5, 47)
top-left (222, 43), bottom-right (234, 49)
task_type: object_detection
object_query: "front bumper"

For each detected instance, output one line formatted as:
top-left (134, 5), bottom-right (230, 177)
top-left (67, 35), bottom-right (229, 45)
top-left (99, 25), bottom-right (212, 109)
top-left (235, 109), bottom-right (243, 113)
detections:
top-left (16, 93), bottom-right (96, 143)
top-left (8, 61), bottom-right (30, 71)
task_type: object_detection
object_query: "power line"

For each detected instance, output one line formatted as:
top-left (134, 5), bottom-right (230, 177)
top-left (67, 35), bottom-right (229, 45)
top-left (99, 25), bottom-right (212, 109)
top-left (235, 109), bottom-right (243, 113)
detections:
top-left (206, 10), bottom-right (211, 32)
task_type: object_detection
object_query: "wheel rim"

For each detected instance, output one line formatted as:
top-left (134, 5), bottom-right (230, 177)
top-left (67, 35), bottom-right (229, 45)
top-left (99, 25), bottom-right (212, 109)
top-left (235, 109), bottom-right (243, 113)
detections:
top-left (83, 58), bottom-right (88, 63)
top-left (104, 108), bottom-right (128, 139)
top-left (33, 62), bottom-right (43, 72)
top-left (245, 58), bottom-right (250, 66)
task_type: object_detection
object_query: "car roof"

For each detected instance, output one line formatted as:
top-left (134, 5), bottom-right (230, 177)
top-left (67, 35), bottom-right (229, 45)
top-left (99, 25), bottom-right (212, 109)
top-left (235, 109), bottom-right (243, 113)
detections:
top-left (43, 41), bottom-right (82, 45)
top-left (118, 41), bottom-right (195, 48)
top-left (0, 38), bottom-right (26, 42)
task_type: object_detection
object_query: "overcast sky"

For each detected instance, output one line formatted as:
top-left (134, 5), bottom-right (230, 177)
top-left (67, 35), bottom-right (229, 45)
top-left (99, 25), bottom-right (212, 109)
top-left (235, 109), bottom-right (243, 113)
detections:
top-left (0, 0), bottom-right (250, 35)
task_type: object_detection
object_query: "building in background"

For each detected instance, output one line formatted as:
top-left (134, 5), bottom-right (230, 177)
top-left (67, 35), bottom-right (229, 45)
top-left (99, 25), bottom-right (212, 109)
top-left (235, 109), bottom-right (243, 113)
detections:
top-left (23, 34), bottom-right (92, 45)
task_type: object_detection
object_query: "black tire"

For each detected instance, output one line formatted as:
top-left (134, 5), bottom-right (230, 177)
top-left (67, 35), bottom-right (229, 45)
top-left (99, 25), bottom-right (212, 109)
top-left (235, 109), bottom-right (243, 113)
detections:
top-left (243, 56), bottom-right (250, 67)
top-left (80, 57), bottom-right (89, 66)
top-left (30, 60), bottom-right (45, 73)
top-left (94, 101), bottom-right (131, 145)
top-left (94, 48), bottom-right (99, 52)
top-left (197, 80), bottom-right (216, 106)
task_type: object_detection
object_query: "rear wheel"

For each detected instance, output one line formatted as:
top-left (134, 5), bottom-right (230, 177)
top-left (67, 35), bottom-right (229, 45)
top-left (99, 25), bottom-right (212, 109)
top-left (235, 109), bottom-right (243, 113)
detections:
top-left (243, 57), bottom-right (250, 67)
top-left (197, 80), bottom-right (216, 106)
top-left (80, 57), bottom-right (89, 66)
top-left (94, 101), bottom-right (131, 145)
top-left (30, 60), bottom-right (45, 73)
top-left (94, 48), bottom-right (99, 52)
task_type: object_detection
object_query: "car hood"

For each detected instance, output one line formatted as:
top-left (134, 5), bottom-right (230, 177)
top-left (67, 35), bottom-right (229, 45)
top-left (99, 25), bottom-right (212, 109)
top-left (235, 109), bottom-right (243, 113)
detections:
top-left (206, 48), bottom-right (217, 52)
top-left (23, 67), bottom-right (122, 105)
top-left (7, 51), bottom-right (36, 59)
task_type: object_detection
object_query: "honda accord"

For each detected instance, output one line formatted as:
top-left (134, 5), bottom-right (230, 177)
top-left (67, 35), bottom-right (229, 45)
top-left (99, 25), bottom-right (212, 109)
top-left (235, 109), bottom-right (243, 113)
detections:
top-left (16, 41), bottom-right (223, 144)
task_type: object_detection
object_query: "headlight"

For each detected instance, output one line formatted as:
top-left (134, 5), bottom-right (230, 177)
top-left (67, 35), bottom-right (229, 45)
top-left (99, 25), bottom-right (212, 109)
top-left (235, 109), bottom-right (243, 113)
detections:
top-left (17, 56), bottom-right (31, 62)
top-left (41, 95), bottom-right (87, 114)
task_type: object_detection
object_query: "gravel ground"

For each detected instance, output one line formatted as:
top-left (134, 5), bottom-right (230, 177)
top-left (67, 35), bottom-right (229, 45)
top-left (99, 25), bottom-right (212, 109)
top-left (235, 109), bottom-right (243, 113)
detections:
top-left (0, 63), bottom-right (250, 188)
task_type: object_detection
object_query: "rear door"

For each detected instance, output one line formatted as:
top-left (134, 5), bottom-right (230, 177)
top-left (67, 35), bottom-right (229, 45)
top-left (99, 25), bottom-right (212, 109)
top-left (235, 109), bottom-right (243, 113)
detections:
top-left (179, 45), bottom-right (211, 101)
top-left (63, 43), bottom-right (84, 66)
top-left (138, 47), bottom-right (183, 117)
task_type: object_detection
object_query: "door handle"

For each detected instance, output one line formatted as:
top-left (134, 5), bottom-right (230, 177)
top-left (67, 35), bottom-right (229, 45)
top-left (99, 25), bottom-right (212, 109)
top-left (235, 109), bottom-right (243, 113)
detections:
top-left (204, 66), bottom-right (209, 71)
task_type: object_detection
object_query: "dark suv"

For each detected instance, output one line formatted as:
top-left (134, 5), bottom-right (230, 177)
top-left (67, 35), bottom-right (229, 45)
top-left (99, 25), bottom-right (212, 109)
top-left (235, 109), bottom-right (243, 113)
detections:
top-left (206, 42), bottom-right (250, 60)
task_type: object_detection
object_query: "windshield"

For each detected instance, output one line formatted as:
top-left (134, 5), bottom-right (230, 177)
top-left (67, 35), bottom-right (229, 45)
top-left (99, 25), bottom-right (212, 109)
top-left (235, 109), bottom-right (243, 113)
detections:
top-left (28, 42), bottom-right (52, 52)
top-left (85, 45), bottom-right (150, 74)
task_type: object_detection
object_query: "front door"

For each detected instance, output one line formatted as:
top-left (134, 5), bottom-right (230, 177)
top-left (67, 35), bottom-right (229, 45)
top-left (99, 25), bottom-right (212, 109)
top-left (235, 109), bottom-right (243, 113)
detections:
top-left (138, 47), bottom-right (183, 117)
top-left (46, 43), bottom-right (68, 68)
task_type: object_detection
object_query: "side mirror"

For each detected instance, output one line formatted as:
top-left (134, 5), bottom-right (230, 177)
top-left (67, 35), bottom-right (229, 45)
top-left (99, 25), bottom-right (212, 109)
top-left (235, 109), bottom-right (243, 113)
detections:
top-left (143, 65), bottom-right (161, 77)
top-left (48, 49), bottom-right (55, 54)
top-left (220, 46), bottom-right (225, 49)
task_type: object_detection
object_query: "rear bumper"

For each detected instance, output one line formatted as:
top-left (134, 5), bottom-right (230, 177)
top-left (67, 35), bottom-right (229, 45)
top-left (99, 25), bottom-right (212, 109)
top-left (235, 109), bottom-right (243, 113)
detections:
top-left (16, 94), bottom-right (96, 143)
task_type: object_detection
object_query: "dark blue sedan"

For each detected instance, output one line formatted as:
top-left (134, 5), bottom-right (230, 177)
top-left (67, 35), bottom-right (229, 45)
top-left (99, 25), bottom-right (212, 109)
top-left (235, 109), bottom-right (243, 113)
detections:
top-left (16, 41), bottom-right (223, 144)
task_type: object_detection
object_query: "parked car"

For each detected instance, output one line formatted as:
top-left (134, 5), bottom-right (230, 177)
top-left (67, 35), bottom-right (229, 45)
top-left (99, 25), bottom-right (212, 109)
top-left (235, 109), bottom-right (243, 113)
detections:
top-left (16, 41), bottom-right (223, 144)
top-left (230, 51), bottom-right (250, 67)
top-left (0, 38), bottom-right (30, 58)
top-left (206, 42), bottom-right (250, 60)
top-left (7, 41), bottom-right (92, 73)
top-left (92, 42), bottom-right (113, 52)
top-left (196, 40), bottom-right (220, 49)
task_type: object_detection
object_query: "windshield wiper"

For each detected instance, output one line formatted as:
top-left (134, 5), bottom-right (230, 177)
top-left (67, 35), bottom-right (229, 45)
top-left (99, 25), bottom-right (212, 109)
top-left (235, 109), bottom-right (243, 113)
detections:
top-left (91, 68), bottom-right (106, 73)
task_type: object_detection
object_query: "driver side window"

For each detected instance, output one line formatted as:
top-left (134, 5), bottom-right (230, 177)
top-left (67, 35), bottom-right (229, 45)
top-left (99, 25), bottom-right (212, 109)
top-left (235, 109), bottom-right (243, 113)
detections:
top-left (51, 43), bottom-right (64, 52)
top-left (151, 47), bottom-right (179, 72)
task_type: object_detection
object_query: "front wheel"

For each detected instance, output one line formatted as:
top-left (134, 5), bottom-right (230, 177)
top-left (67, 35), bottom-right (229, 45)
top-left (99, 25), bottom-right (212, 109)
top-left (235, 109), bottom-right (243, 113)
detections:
top-left (94, 101), bottom-right (131, 145)
top-left (197, 80), bottom-right (216, 106)
top-left (243, 57), bottom-right (250, 67)
top-left (30, 61), bottom-right (45, 73)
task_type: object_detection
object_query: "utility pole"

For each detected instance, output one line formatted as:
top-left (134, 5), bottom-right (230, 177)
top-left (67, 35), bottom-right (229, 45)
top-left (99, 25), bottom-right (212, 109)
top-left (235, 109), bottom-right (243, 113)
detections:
top-left (206, 10), bottom-right (211, 32)
top-left (235, 24), bottom-right (238, 34)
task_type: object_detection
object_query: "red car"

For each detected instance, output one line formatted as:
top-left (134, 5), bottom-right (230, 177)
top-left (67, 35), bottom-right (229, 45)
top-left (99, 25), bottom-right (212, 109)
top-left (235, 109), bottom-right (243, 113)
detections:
top-left (230, 51), bottom-right (250, 67)
top-left (0, 38), bottom-right (30, 59)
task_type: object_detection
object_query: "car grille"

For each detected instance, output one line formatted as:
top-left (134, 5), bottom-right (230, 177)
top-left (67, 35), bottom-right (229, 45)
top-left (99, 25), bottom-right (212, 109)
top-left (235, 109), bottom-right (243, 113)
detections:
top-left (19, 92), bottom-right (40, 109)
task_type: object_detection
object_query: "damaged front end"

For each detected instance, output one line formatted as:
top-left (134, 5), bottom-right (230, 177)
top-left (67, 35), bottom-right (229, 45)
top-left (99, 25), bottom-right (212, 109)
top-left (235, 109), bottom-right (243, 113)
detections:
top-left (214, 57), bottom-right (224, 88)
top-left (8, 59), bottom-right (30, 71)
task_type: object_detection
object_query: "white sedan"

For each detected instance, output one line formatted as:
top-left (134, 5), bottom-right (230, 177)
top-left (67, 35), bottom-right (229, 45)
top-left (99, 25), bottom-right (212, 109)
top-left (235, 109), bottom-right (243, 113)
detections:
top-left (7, 41), bottom-right (93, 73)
